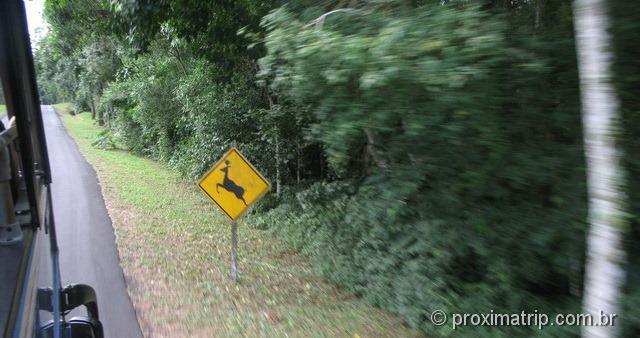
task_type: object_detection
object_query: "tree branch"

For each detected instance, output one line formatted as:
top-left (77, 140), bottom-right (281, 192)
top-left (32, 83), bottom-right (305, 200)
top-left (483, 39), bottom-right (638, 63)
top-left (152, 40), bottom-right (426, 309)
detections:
top-left (306, 8), bottom-right (360, 29)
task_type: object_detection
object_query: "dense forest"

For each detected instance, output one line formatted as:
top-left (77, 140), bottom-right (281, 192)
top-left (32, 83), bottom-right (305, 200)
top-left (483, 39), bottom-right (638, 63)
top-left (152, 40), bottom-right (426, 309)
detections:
top-left (35, 0), bottom-right (639, 336)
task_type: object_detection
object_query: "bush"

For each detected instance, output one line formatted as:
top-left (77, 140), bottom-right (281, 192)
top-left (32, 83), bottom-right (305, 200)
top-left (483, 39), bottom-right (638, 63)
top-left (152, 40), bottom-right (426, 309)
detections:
top-left (170, 58), bottom-right (267, 178)
top-left (91, 129), bottom-right (117, 150)
top-left (258, 3), bottom-right (589, 336)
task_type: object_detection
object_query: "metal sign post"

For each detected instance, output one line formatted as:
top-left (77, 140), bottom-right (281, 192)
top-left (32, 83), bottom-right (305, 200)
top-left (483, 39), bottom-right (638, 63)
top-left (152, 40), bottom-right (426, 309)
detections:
top-left (230, 220), bottom-right (238, 284)
top-left (197, 148), bottom-right (270, 283)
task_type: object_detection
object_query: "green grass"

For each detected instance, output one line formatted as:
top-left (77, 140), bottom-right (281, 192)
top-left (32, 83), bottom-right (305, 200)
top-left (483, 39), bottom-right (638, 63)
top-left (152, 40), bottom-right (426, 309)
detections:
top-left (57, 107), bottom-right (422, 338)
top-left (0, 104), bottom-right (5, 119)
top-left (52, 102), bottom-right (72, 115)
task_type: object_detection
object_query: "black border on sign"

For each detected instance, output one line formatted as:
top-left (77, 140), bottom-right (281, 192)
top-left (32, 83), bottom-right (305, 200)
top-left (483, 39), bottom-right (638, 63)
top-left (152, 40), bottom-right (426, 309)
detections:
top-left (197, 147), bottom-right (272, 220)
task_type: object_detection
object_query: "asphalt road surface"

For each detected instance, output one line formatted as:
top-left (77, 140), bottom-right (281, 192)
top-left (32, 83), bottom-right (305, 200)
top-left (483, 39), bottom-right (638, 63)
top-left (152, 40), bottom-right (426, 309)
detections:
top-left (42, 105), bottom-right (143, 338)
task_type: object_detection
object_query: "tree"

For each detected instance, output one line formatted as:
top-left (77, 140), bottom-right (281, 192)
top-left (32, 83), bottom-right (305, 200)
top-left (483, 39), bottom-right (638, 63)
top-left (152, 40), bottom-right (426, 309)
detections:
top-left (110, 0), bottom-right (279, 69)
top-left (44, 0), bottom-right (113, 54)
top-left (573, 0), bottom-right (628, 337)
top-left (78, 37), bottom-right (122, 125)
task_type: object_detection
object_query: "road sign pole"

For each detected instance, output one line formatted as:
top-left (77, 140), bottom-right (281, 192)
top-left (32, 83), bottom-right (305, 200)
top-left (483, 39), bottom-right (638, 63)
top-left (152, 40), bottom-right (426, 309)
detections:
top-left (230, 220), bottom-right (238, 284)
top-left (197, 148), bottom-right (271, 284)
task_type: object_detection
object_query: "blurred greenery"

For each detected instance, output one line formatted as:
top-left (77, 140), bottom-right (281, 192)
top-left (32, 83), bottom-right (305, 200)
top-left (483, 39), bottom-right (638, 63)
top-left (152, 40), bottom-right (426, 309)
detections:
top-left (611, 0), bottom-right (640, 336)
top-left (36, 0), bottom-right (639, 336)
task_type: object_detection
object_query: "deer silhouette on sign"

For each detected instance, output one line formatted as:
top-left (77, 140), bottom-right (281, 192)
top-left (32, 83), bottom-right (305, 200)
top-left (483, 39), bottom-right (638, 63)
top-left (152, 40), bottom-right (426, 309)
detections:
top-left (217, 160), bottom-right (247, 205)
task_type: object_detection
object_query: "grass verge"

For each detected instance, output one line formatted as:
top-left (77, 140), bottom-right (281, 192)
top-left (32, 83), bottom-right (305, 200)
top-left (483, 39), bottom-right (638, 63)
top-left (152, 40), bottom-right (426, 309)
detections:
top-left (52, 102), bottom-right (72, 115)
top-left (58, 108), bottom-right (422, 338)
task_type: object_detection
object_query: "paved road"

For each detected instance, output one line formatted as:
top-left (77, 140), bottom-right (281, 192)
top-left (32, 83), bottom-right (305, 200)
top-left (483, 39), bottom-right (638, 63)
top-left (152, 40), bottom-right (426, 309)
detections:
top-left (42, 105), bottom-right (143, 338)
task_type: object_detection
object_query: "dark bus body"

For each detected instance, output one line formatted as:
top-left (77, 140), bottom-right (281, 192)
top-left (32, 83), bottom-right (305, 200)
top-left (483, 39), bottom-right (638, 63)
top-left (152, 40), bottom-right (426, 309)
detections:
top-left (1, 1), bottom-right (102, 337)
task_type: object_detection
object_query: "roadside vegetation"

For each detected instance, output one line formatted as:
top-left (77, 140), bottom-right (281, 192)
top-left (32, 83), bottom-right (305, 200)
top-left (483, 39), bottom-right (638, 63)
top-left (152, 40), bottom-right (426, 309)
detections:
top-left (0, 87), bottom-right (5, 117)
top-left (59, 107), bottom-right (422, 337)
top-left (37, 1), bottom-right (639, 337)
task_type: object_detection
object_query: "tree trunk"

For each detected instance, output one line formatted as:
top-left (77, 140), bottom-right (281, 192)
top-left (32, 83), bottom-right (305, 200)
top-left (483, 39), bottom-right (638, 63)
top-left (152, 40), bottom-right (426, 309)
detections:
top-left (97, 84), bottom-right (104, 126)
top-left (573, 1), bottom-right (627, 337)
top-left (89, 97), bottom-right (96, 120)
top-left (296, 138), bottom-right (301, 184)
top-left (264, 90), bottom-right (282, 199)
top-left (319, 147), bottom-right (324, 179)
top-left (172, 46), bottom-right (188, 76)
top-left (533, 0), bottom-right (546, 30)
top-left (364, 128), bottom-right (388, 170)
top-left (535, 0), bottom-right (544, 29)
top-left (275, 130), bottom-right (281, 199)
top-left (96, 98), bottom-right (104, 126)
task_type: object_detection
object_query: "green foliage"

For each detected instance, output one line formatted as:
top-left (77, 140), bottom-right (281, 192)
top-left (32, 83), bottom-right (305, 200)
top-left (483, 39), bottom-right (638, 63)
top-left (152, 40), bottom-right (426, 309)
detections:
top-left (44, 0), bottom-right (113, 54)
top-left (104, 40), bottom-right (182, 158)
top-left (111, 0), bottom-right (280, 68)
top-left (261, 4), bottom-right (508, 176)
top-left (35, 34), bottom-right (79, 104)
top-left (91, 129), bottom-right (118, 150)
top-left (257, 2), bottom-right (593, 336)
top-left (36, 0), bottom-right (640, 336)
top-left (610, 1), bottom-right (640, 336)
top-left (170, 58), bottom-right (266, 177)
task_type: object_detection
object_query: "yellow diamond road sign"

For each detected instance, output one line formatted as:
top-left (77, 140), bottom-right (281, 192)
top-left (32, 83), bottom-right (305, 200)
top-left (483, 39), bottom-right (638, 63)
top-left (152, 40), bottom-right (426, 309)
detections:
top-left (198, 148), bottom-right (270, 220)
